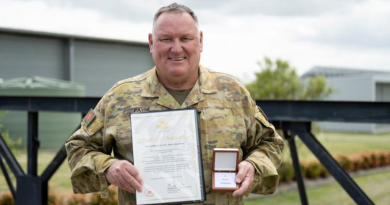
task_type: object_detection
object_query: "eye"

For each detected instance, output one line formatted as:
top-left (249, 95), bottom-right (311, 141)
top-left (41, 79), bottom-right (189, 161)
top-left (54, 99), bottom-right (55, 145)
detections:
top-left (181, 37), bottom-right (192, 41)
top-left (160, 38), bottom-right (171, 42)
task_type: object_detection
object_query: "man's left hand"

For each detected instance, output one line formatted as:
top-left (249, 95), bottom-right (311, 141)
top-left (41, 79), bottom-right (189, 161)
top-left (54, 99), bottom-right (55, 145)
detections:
top-left (232, 161), bottom-right (255, 197)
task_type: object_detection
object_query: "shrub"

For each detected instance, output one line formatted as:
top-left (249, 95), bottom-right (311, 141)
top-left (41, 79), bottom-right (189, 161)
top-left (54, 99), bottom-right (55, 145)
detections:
top-left (378, 150), bottom-right (390, 166)
top-left (66, 194), bottom-right (88, 205)
top-left (0, 192), bottom-right (14, 205)
top-left (319, 166), bottom-right (329, 178)
top-left (0, 111), bottom-right (22, 151)
top-left (349, 155), bottom-right (363, 171)
top-left (361, 153), bottom-right (371, 170)
top-left (306, 162), bottom-right (322, 179)
top-left (299, 161), bottom-right (308, 177)
top-left (368, 152), bottom-right (380, 168)
top-left (279, 150), bottom-right (390, 181)
top-left (334, 154), bottom-right (353, 172)
top-left (278, 162), bottom-right (294, 182)
top-left (89, 186), bottom-right (118, 205)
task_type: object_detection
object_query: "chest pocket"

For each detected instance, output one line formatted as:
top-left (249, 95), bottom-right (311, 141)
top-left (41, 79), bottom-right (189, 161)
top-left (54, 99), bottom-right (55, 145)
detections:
top-left (202, 106), bottom-right (246, 149)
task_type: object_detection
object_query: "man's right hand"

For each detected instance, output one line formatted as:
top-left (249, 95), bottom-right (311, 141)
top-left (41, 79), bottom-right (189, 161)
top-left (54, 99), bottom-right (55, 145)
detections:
top-left (106, 160), bottom-right (143, 193)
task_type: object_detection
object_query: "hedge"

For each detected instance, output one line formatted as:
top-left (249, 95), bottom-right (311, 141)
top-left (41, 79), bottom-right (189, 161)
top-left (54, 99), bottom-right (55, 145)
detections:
top-left (0, 186), bottom-right (118, 205)
top-left (278, 150), bottom-right (390, 183)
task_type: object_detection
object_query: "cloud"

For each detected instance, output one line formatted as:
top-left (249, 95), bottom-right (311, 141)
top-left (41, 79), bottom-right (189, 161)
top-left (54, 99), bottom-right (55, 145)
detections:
top-left (11, 0), bottom-right (369, 23)
top-left (13, 0), bottom-right (167, 22)
top-left (0, 0), bottom-right (152, 41)
top-left (177, 0), bottom-right (366, 17)
top-left (295, 0), bottom-right (390, 49)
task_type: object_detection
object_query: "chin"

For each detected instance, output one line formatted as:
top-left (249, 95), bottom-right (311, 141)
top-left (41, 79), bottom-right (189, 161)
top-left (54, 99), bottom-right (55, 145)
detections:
top-left (169, 71), bottom-right (188, 77)
top-left (168, 67), bottom-right (190, 76)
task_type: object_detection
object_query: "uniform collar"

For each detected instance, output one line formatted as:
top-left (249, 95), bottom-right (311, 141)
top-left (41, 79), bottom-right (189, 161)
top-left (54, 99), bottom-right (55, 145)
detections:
top-left (141, 65), bottom-right (218, 109)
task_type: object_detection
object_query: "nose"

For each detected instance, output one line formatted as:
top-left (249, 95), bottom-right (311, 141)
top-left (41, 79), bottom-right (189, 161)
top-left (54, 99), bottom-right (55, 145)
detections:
top-left (171, 39), bottom-right (183, 54)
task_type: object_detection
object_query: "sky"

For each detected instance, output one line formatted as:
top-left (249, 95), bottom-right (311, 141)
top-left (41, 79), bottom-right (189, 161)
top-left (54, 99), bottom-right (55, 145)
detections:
top-left (0, 0), bottom-right (389, 83)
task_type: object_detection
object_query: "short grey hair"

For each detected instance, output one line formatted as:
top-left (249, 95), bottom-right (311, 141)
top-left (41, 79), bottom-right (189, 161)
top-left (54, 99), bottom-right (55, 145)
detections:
top-left (153, 3), bottom-right (198, 27)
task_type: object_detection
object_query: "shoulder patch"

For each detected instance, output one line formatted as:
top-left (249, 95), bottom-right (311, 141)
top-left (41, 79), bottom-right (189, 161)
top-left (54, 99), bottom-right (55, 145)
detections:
top-left (83, 109), bottom-right (96, 127)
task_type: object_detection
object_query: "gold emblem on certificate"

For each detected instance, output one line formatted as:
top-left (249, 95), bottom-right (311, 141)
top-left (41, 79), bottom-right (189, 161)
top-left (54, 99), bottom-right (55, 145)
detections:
top-left (131, 109), bottom-right (205, 205)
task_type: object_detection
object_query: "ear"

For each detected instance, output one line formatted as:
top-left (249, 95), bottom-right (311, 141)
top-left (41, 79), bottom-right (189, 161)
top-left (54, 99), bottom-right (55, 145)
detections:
top-left (199, 31), bottom-right (203, 52)
top-left (148, 33), bottom-right (153, 53)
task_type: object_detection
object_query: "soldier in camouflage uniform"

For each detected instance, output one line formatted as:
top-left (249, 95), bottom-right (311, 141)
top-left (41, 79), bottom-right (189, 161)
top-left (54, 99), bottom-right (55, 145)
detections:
top-left (65, 3), bottom-right (284, 205)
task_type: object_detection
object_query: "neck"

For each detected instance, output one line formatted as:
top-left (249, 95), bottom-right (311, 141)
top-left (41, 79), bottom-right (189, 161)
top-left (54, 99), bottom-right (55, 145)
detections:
top-left (156, 70), bottom-right (199, 90)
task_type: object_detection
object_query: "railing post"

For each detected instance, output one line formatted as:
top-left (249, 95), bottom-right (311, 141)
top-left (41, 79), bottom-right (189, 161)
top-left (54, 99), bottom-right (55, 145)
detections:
top-left (0, 134), bottom-right (24, 177)
top-left (290, 122), bottom-right (375, 205)
top-left (27, 111), bottom-right (39, 176)
top-left (283, 129), bottom-right (309, 205)
top-left (15, 111), bottom-right (47, 205)
top-left (0, 155), bottom-right (16, 198)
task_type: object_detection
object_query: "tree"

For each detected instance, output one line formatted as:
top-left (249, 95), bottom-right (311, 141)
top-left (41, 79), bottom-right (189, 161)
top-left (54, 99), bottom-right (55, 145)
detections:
top-left (0, 111), bottom-right (21, 150)
top-left (246, 57), bottom-right (334, 100)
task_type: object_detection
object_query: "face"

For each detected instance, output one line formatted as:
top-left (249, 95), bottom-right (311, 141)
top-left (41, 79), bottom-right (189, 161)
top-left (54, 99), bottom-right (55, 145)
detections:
top-left (148, 12), bottom-right (203, 85)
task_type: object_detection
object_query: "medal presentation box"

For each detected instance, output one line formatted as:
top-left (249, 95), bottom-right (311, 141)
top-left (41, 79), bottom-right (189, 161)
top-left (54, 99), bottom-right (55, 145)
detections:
top-left (212, 148), bottom-right (239, 192)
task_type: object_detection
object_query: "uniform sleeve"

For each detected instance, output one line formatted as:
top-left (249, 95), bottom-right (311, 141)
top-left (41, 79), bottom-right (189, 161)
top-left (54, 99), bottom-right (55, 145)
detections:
top-left (65, 98), bottom-right (118, 198)
top-left (242, 97), bottom-right (285, 195)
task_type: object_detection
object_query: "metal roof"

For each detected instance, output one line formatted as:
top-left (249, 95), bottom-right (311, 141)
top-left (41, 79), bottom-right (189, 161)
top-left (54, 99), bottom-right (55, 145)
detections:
top-left (301, 66), bottom-right (390, 78)
top-left (0, 27), bottom-right (149, 46)
top-left (0, 76), bottom-right (85, 96)
top-left (0, 76), bottom-right (84, 89)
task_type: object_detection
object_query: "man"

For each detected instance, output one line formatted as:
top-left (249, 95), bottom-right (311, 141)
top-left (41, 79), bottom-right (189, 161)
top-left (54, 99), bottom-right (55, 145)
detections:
top-left (65, 3), bottom-right (284, 205)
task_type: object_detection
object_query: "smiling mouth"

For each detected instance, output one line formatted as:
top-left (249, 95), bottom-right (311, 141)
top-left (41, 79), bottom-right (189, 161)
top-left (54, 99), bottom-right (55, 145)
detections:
top-left (169, 57), bottom-right (186, 61)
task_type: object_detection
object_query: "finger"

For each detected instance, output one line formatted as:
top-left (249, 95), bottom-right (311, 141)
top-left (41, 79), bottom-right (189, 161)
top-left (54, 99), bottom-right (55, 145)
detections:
top-left (117, 172), bottom-right (136, 193)
top-left (124, 164), bottom-right (143, 192)
top-left (125, 162), bottom-right (140, 176)
top-left (121, 169), bottom-right (142, 193)
top-left (232, 187), bottom-right (244, 196)
top-left (235, 165), bottom-right (249, 183)
top-left (233, 177), bottom-right (251, 196)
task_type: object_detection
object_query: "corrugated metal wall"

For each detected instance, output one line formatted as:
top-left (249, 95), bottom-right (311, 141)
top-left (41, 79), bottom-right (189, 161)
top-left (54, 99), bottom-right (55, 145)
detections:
top-left (0, 33), bottom-right (65, 80)
top-left (319, 76), bottom-right (374, 133)
top-left (74, 40), bottom-right (154, 97)
top-left (375, 83), bottom-right (390, 133)
top-left (376, 83), bottom-right (390, 101)
top-left (0, 31), bottom-right (154, 97)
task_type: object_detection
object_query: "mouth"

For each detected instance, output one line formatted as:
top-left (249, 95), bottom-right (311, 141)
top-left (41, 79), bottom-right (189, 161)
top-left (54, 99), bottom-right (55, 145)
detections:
top-left (169, 57), bottom-right (186, 61)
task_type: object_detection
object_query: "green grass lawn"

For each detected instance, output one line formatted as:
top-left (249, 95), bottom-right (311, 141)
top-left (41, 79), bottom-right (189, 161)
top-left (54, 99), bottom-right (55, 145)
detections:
top-left (0, 149), bottom-right (73, 193)
top-left (244, 169), bottom-right (390, 205)
top-left (282, 131), bottom-right (390, 162)
top-left (1, 131), bottom-right (390, 201)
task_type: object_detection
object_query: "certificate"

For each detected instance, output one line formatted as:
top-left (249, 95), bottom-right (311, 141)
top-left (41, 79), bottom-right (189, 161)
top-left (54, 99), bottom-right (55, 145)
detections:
top-left (131, 109), bottom-right (205, 205)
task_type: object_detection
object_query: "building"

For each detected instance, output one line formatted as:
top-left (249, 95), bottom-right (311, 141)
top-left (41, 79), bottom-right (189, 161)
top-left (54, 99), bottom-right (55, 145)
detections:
top-left (0, 27), bottom-right (154, 148)
top-left (302, 66), bottom-right (390, 133)
top-left (0, 27), bottom-right (154, 97)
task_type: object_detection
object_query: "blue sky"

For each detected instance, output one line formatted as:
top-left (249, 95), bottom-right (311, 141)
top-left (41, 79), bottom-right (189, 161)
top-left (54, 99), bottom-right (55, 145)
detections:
top-left (0, 0), bottom-right (389, 82)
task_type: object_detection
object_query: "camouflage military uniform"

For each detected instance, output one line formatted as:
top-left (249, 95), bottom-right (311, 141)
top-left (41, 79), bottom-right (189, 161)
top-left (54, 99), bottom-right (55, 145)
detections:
top-left (65, 65), bottom-right (284, 205)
